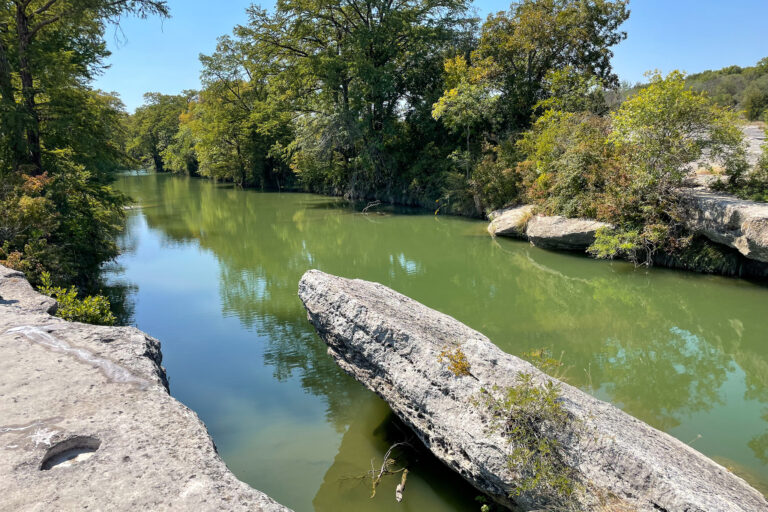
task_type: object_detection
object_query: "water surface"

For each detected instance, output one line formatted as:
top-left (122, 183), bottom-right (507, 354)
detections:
top-left (105, 173), bottom-right (768, 510)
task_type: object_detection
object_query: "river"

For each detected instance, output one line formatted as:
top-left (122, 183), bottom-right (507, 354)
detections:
top-left (104, 172), bottom-right (768, 510)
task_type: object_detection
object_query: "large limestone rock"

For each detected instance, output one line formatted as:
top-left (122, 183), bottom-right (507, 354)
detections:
top-left (487, 207), bottom-right (612, 251)
top-left (0, 265), bottom-right (290, 512)
top-left (525, 215), bottom-right (611, 251)
top-left (487, 205), bottom-right (533, 237)
top-left (683, 189), bottom-right (768, 263)
top-left (298, 270), bottom-right (768, 512)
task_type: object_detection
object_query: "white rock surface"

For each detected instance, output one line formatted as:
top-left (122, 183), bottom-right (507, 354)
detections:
top-left (0, 264), bottom-right (291, 512)
top-left (487, 205), bottom-right (533, 237)
top-left (683, 189), bottom-right (768, 263)
top-left (299, 269), bottom-right (768, 512)
top-left (526, 215), bottom-right (612, 251)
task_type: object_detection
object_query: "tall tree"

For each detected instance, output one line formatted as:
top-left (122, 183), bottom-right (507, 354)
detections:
top-left (0, 0), bottom-right (168, 174)
top-left (473, 0), bottom-right (629, 129)
top-left (238, 0), bottom-right (472, 200)
top-left (0, 0), bottom-right (169, 288)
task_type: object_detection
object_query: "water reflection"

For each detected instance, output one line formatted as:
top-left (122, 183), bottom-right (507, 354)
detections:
top-left (107, 173), bottom-right (768, 505)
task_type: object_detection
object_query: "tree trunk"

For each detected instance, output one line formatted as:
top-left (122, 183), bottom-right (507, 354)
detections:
top-left (466, 124), bottom-right (470, 179)
top-left (15, 5), bottom-right (42, 173)
top-left (151, 151), bottom-right (164, 173)
top-left (0, 26), bottom-right (23, 170)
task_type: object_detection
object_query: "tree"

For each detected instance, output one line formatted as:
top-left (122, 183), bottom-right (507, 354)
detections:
top-left (432, 56), bottom-right (498, 178)
top-left (0, 0), bottom-right (168, 174)
top-left (159, 35), bottom-right (294, 189)
top-left (238, 0), bottom-right (472, 200)
top-left (0, 0), bottom-right (168, 288)
top-left (428, 0), bottom-right (629, 214)
top-left (474, 0), bottom-right (629, 129)
top-left (129, 92), bottom-right (191, 172)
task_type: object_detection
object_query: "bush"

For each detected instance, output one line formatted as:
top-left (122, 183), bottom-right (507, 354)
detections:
top-left (38, 272), bottom-right (116, 326)
top-left (598, 71), bottom-right (746, 263)
top-left (743, 86), bottom-right (768, 121)
top-left (718, 129), bottom-right (768, 202)
top-left (516, 110), bottom-right (616, 219)
top-left (477, 373), bottom-right (580, 506)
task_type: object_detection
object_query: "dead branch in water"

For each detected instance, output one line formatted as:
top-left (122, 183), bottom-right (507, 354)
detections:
top-left (362, 200), bottom-right (382, 214)
top-left (369, 441), bottom-right (409, 498)
top-left (395, 469), bottom-right (408, 502)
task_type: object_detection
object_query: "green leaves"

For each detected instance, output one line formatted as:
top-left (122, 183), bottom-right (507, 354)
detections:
top-left (478, 373), bottom-right (579, 505)
top-left (39, 271), bottom-right (116, 326)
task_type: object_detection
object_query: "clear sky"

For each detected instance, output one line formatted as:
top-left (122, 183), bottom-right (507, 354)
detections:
top-left (93, 0), bottom-right (768, 112)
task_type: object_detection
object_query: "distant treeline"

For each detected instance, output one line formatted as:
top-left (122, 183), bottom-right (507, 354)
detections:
top-left (687, 57), bottom-right (768, 122)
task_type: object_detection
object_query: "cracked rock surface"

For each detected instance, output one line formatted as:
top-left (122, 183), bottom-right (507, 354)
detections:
top-left (0, 264), bottom-right (290, 512)
top-left (299, 269), bottom-right (768, 511)
top-left (683, 189), bottom-right (768, 263)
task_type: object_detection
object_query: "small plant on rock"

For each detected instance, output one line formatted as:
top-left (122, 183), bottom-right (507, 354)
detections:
top-left (523, 348), bottom-right (568, 380)
top-left (438, 344), bottom-right (472, 377)
top-left (478, 373), bottom-right (580, 509)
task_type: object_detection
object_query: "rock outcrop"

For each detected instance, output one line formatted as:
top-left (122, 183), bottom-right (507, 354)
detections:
top-left (526, 215), bottom-right (611, 251)
top-left (298, 269), bottom-right (768, 512)
top-left (487, 204), bottom-right (533, 237)
top-left (0, 264), bottom-right (291, 511)
top-left (683, 189), bottom-right (768, 263)
top-left (487, 207), bottom-right (611, 251)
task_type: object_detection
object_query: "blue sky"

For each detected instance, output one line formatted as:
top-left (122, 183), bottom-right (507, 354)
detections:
top-left (94, 0), bottom-right (768, 112)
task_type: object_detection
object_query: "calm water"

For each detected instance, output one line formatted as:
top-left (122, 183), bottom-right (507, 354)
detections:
top-left (105, 173), bottom-right (768, 510)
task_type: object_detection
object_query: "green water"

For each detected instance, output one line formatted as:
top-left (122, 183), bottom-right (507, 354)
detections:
top-left (105, 173), bottom-right (768, 510)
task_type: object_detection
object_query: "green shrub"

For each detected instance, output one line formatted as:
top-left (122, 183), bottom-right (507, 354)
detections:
top-left (477, 373), bottom-right (580, 507)
top-left (516, 110), bottom-right (616, 219)
top-left (719, 129), bottom-right (768, 202)
top-left (39, 272), bottom-right (116, 326)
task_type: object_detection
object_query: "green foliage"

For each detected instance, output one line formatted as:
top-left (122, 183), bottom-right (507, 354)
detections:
top-left (720, 129), bottom-right (768, 202)
top-left (478, 374), bottom-right (579, 507)
top-left (686, 56), bottom-right (768, 121)
top-left (128, 92), bottom-right (192, 173)
top-left (523, 348), bottom-right (567, 380)
top-left (233, 0), bottom-right (471, 200)
top-left (474, 0), bottom-right (629, 129)
top-left (512, 70), bottom-right (750, 266)
top-left (429, 0), bottom-right (629, 213)
top-left (39, 272), bottom-right (116, 326)
top-left (601, 71), bottom-right (747, 262)
top-left (118, 0), bottom-right (632, 216)
top-left (516, 110), bottom-right (616, 219)
top-left (0, 1), bottom-right (167, 290)
top-left (536, 67), bottom-right (609, 115)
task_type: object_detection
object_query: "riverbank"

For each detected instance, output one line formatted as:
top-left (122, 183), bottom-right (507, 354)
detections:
top-left (0, 264), bottom-right (290, 511)
top-left (487, 186), bottom-right (768, 278)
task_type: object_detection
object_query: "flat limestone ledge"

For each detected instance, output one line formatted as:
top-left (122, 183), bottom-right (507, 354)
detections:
top-left (487, 206), bottom-right (611, 251)
top-left (298, 270), bottom-right (768, 512)
top-left (0, 265), bottom-right (291, 512)
top-left (525, 215), bottom-right (612, 251)
top-left (683, 188), bottom-right (768, 263)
